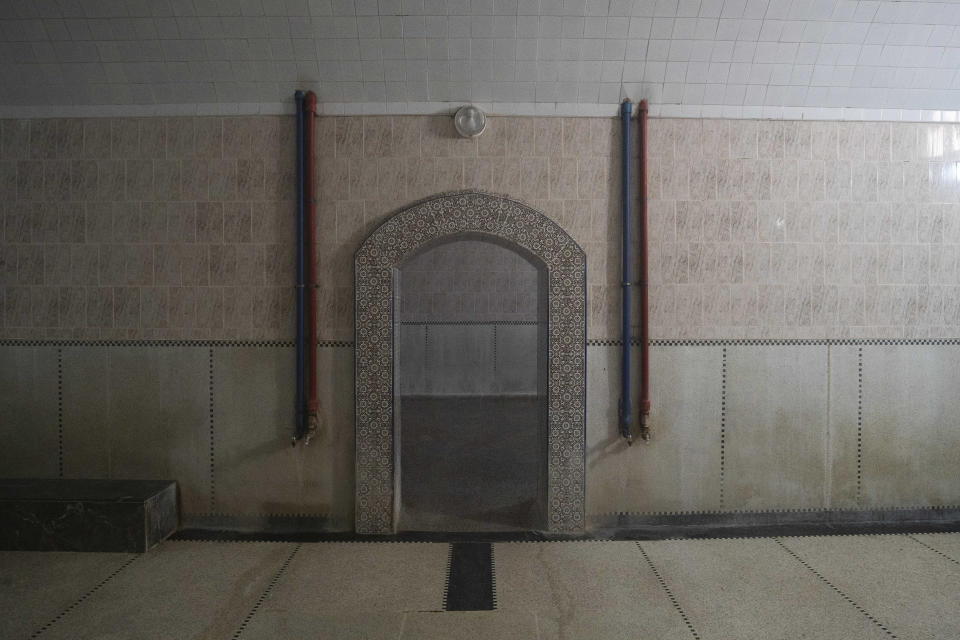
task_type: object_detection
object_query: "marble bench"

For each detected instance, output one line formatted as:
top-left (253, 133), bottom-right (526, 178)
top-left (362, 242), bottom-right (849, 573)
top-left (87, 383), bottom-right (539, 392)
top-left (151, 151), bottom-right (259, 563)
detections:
top-left (0, 479), bottom-right (177, 552)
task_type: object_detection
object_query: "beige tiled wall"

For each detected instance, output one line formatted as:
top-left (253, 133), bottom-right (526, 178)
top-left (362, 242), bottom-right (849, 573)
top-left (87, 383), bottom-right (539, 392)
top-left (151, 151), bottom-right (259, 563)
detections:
top-left (0, 117), bottom-right (295, 340)
top-left (3, 114), bottom-right (960, 340)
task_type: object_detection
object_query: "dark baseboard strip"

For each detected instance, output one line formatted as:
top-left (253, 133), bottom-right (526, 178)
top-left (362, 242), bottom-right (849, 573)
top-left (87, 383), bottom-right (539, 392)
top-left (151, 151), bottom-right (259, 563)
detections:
top-left (171, 508), bottom-right (960, 543)
top-left (444, 543), bottom-right (495, 611)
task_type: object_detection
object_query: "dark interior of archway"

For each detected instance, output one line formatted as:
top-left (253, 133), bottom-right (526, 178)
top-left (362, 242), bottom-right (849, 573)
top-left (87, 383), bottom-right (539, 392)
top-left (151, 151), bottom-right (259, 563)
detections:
top-left (396, 237), bottom-right (548, 532)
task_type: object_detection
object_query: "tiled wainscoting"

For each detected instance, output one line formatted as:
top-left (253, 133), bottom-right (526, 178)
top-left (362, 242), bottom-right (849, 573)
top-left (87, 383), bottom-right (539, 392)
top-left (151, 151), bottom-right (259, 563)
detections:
top-left (0, 341), bottom-right (355, 527)
top-left (2, 339), bottom-right (958, 529)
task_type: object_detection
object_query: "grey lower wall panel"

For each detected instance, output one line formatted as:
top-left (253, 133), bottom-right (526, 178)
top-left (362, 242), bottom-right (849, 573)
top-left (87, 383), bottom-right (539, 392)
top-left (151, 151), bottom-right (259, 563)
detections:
top-left (4, 341), bottom-right (960, 532)
top-left (0, 346), bottom-right (59, 478)
top-left (724, 345), bottom-right (829, 511)
top-left (211, 346), bottom-right (354, 524)
top-left (827, 345), bottom-right (861, 509)
top-left (61, 347), bottom-right (208, 513)
top-left (861, 345), bottom-right (960, 508)
top-left (586, 345), bottom-right (723, 515)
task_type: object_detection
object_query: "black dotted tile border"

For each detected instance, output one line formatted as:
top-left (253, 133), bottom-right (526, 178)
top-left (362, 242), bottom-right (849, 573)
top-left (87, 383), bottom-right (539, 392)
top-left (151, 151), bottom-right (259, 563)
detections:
top-left (317, 340), bottom-right (354, 347)
top-left (56, 347), bottom-right (63, 478)
top-left (0, 339), bottom-right (355, 348)
top-left (208, 348), bottom-right (216, 513)
top-left (2, 337), bottom-right (956, 349)
top-left (585, 338), bottom-right (960, 347)
top-left (231, 543), bottom-right (301, 639)
top-left (908, 534), bottom-right (960, 567)
top-left (593, 504), bottom-right (960, 518)
top-left (29, 555), bottom-right (138, 639)
top-left (720, 347), bottom-right (726, 510)
top-left (398, 320), bottom-right (541, 326)
top-left (774, 538), bottom-right (897, 638)
top-left (857, 346), bottom-right (864, 505)
top-left (635, 542), bottom-right (701, 640)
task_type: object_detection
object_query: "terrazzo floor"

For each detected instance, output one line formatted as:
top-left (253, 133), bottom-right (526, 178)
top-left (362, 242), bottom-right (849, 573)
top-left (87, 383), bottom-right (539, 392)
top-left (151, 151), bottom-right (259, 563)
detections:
top-left (2, 533), bottom-right (959, 639)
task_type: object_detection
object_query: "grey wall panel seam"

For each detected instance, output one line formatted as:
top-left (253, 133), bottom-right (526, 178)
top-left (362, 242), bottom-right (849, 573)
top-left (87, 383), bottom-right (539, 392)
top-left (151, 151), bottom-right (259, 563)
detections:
top-left (56, 347), bottom-right (63, 478)
top-left (857, 346), bottom-right (863, 506)
top-left (720, 346), bottom-right (726, 510)
top-left (209, 347), bottom-right (215, 514)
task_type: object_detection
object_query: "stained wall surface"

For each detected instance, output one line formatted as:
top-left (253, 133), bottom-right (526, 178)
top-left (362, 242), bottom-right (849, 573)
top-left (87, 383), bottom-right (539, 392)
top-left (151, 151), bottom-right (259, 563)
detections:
top-left (2, 115), bottom-right (960, 528)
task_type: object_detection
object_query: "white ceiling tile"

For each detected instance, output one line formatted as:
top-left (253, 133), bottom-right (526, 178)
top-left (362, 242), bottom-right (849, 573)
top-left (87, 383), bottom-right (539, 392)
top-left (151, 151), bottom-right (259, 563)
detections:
top-left (722, 81), bottom-right (745, 103)
top-left (715, 17), bottom-right (739, 39)
top-left (562, 0), bottom-right (585, 16)
top-left (494, 14), bottom-right (518, 35)
top-left (720, 0), bottom-right (747, 19)
top-left (710, 38), bottom-right (733, 59)
top-left (584, 0), bottom-right (606, 15)
top-left (9, 0), bottom-right (960, 114)
top-left (673, 16), bottom-right (697, 38)
top-left (561, 15), bottom-right (583, 35)
top-left (539, 14), bottom-right (561, 36)
top-left (698, 0), bottom-right (724, 18)
top-left (646, 37), bottom-right (669, 58)
top-left (625, 38), bottom-right (648, 58)
top-left (737, 18), bottom-right (761, 40)
top-left (560, 36), bottom-right (580, 57)
top-left (650, 17), bottom-right (674, 37)
top-left (496, 0), bottom-right (519, 13)
top-left (581, 37), bottom-right (603, 57)
top-left (694, 17), bottom-right (718, 38)
top-left (472, 0), bottom-right (495, 14)
top-left (794, 41), bottom-right (818, 63)
top-left (689, 39), bottom-right (712, 58)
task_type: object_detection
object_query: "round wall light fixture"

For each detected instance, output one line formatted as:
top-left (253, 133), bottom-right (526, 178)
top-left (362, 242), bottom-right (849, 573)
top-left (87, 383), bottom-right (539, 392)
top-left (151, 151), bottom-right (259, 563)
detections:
top-left (454, 105), bottom-right (486, 138)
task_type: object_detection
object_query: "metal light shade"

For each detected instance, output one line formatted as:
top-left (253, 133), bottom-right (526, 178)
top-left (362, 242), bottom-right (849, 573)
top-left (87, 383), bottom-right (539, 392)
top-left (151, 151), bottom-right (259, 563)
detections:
top-left (454, 105), bottom-right (486, 138)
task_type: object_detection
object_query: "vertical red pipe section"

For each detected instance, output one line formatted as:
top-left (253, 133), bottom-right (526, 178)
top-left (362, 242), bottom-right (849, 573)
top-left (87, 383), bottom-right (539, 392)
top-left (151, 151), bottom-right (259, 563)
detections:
top-left (304, 91), bottom-right (320, 438)
top-left (639, 100), bottom-right (651, 440)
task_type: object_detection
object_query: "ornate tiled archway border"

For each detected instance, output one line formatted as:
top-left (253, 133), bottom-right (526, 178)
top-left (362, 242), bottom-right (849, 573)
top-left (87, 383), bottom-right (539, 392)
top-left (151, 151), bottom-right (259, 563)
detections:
top-left (354, 191), bottom-right (587, 534)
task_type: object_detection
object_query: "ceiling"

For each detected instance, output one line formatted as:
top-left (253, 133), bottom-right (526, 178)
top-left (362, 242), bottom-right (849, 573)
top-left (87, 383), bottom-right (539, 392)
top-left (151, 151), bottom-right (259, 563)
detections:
top-left (2, 0), bottom-right (960, 119)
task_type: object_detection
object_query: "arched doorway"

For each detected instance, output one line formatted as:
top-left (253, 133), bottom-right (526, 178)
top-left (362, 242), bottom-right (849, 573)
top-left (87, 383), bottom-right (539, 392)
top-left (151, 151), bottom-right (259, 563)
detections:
top-left (354, 191), bottom-right (586, 534)
top-left (396, 235), bottom-right (548, 531)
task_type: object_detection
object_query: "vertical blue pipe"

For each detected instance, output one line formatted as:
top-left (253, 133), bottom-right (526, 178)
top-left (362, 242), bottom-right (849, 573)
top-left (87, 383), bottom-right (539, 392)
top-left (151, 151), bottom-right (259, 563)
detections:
top-left (294, 91), bottom-right (305, 441)
top-left (620, 100), bottom-right (632, 443)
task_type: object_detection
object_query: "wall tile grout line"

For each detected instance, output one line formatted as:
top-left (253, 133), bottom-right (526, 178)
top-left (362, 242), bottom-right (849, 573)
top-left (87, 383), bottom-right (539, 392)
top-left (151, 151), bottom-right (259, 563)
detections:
top-left (208, 347), bottom-right (216, 513)
top-left (635, 542), bottom-right (701, 640)
top-left (29, 555), bottom-right (139, 639)
top-left (231, 543), bottom-right (301, 639)
top-left (857, 347), bottom-right (863, 506)
top-left (773, 538), bottom-right (898, 638)
top-left (906, 534), bottom-right (960, 567)
top-left (720, 346), bottom-right (726, 510)
top-left (56, 347), bottom-right (63, 478)
top-left (2, 338), bottom-right (959, 350)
